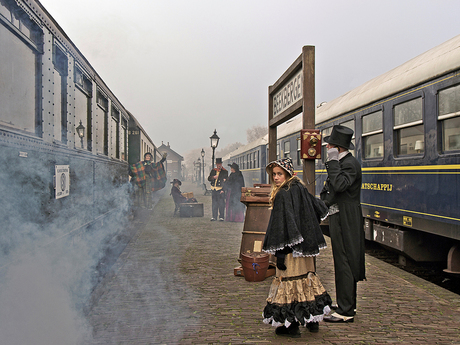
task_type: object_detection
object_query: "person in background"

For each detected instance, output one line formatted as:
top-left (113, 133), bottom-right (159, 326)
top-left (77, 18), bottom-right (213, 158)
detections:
top-left (262, 157), bottom-right (332, 338)
top-left (321, 125), bottom-right (365, 324)
top-left (223, 163), bottom-right (245, 222)
top-left (129, 152), bottom-right (167, 209)
top-left (170, 179), bottom-right (197, 204)
top-left (207, 158), bottom-right (228, 221)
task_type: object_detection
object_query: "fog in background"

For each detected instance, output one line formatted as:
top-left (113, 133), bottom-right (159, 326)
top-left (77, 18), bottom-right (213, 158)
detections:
top-left (39, 0), bottom-right (460, 155)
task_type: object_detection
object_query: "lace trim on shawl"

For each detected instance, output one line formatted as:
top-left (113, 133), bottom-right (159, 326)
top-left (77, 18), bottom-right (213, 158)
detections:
top-left (262, 235), bottom-right (304, 255)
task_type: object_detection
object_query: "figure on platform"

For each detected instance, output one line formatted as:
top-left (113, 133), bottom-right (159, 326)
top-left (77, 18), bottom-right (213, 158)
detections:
top-left (262, 157), bottom-right (332, 338)
top-left (321, 125), bottom-right (365, 324)
top-left (129, 152), bottom-right (167, 209)
top-left (170, 178), bottom-right (197, 205)
top-left (207, 158), bottom-right (228, 221)
top-left (223, 163), bottom-right (245, 222)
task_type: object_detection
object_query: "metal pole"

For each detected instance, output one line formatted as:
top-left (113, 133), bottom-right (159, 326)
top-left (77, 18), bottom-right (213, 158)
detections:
top-left (202, 162), bottom-right (205, 185)
top-left (212, 147), bottom-right (215, 169)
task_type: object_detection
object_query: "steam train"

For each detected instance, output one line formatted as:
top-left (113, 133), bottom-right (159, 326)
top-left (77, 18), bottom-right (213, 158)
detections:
top-left (226, 35), bottom-right (460, 271)
top-left (0, 0), bottom-right (162, 291)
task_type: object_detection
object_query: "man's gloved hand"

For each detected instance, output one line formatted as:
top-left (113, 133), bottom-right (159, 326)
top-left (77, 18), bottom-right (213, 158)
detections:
top-left (276, 256), bottom-right (287, 270)
top-left (327, 147), bottom-right (339, 161)
top-left (162, 152), bottom-right (168, 159)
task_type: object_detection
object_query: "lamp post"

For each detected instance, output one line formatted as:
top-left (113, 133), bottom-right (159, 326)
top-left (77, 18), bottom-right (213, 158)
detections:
top-left (76, 120), bottom-right (85, 149)
top-left (210, 129), bottom-right (220, 169)
top-left (201, 148), bottom-right (205, 185)
top-left (197, 158), bottom-right (201, 186)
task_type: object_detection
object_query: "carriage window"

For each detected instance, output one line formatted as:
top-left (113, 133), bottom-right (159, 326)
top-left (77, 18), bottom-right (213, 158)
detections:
top-left (96, 90), bottom-right (109, 155)
top-left (53, 45), bottom-right (68, 143)
top-left (284, 140), bottom-right (290, 158)
top-left (439, 85), bottom-right (460, 152)
top-left (340, 120), bottom-right (355, 156)
top-left (277, 143), bottom-right (280, 159)
top-left (362, 111), bottom-right (383, 159)
top-left (0, 10), bottom-right (41, 135)
top-left (111, 106), bottom-right (120, 158)
top-left (321, 127), bottom-right (333, 163)
top-left (394, 98), bottom-right (423, 155)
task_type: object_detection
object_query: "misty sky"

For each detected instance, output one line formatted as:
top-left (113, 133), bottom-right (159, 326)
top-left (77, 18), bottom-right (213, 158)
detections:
top-left (40, 0), bottom-right (459, 155)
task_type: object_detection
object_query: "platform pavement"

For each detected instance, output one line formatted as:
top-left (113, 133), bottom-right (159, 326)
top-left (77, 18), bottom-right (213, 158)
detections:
top-left (87, 181), bottom-right (460, 345)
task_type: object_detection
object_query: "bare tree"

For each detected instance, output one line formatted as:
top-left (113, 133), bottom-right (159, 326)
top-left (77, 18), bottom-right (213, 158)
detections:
top-left (246, 124), bottom-right (267, 143)
top-left (216, 142), bottom-right (243, 158)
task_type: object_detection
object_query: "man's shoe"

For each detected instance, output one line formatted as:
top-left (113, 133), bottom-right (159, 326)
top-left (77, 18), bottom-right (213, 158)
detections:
top-left (323, 313), bottom-right (354, 323)
top-left (210, 218), bottom-right (216, 221)
top-left (219, 218), bottom-right (224, 221)
top-left (306, 321), bottom-right (319, 333)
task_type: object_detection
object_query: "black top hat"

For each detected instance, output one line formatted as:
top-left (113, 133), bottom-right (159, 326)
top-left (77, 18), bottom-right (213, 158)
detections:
top-left (216, 158), bottom-right (223, 164)
top-left (171, 178), bottom-right (182, 185)
top-left (323, 125), bottom-right (355, 150)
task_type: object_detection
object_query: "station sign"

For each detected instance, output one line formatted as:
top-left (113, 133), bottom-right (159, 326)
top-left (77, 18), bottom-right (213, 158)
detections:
top-left (272, 69), bottom-right (303, 118)
top-left (55, 165), bottom-right (70, 199)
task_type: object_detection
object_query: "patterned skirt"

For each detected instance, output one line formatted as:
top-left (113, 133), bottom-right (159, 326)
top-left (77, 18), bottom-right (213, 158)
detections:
top-left (262, 255), bottom-right (332, 327)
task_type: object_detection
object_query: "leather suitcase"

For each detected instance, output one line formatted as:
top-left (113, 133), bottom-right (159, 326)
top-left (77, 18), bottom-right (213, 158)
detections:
top-left (179, 203), bottom-right (204, 217)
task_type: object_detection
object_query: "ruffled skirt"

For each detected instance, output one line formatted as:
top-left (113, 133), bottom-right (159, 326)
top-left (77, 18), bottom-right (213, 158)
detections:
top-left (262, 256), bottom-right (332, 327)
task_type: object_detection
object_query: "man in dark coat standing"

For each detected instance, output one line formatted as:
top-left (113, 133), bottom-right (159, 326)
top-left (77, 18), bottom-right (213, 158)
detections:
top-left (321, 125), bottom-right (365, 323)
top-left (208, 158), bottom-right (228, 221)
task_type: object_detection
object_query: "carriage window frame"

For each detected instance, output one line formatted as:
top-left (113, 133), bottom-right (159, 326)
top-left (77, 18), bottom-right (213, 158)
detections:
top-left (362, 111), bottom-right (383, 160)
top-left (393, 97), bottom-right (424, 157)
top-left (321, 126), bottom-right (333, 163)
top-left (0, 5), bottom-right (42, 136)
top-left (284, 140), bottom-right (290, 158)
top-left (438, 84), bottom-right (460, 153)
top-left (296, 137), bottom-right (301, 166)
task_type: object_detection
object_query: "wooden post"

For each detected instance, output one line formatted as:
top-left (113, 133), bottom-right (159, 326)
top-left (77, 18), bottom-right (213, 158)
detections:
top-left (302, 46), bottom-right (315, 195)
top-left (268, 46), bottom-right (315, 189)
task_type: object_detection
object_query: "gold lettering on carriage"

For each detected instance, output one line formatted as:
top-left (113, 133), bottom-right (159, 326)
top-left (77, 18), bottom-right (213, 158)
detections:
top-left (361, 183), bottom-right (393, 191)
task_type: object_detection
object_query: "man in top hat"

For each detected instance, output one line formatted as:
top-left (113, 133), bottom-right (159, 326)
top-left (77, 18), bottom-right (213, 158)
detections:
top-left (207, 157), bottom-right (228, 221)
top-left (321, 125), bottom-right (365, 323)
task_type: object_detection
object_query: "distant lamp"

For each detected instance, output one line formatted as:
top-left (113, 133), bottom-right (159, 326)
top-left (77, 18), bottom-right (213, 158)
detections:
top-left (201, 148), bottom-right (205, 185)
top-left (76, 120), bottom-right (85, 148)
top-left (210, 129), bottom-right (220, 169)
top-left (414, 140), bottom-right (424, 153)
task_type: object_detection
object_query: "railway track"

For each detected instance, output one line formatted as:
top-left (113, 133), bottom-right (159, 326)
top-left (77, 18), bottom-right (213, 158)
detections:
top-left (365, 241), bottom-right (460, 295)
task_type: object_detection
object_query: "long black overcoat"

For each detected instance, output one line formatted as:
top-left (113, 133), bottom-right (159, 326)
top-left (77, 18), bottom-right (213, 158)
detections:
top-left (321, 153), bottom-right (365, 281)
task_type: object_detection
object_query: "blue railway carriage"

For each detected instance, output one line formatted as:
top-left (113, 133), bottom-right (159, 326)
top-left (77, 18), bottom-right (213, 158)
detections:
top-left (229, 135), bottom-right (268, 186)
top-left (228, 35), bottom-right (460, 272)
top-left (315, 34), bottom-right (460, 269)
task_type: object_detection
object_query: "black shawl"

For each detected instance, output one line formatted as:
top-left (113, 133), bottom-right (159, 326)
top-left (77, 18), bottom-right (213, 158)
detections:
top-left (262, 179), bottom-right (328, 257)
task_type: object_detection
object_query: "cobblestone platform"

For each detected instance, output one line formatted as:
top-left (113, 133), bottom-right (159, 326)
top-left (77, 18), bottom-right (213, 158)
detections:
top-left (87, 182), bottom-right (460, 344)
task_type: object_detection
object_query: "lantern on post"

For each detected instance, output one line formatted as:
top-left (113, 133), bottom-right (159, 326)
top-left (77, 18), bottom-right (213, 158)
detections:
top-left (210, 129), bottom-right (220, 169)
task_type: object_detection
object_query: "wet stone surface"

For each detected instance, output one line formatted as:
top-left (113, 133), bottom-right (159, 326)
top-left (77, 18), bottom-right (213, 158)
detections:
top-left (86, 182), bottom-right (460, 344)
